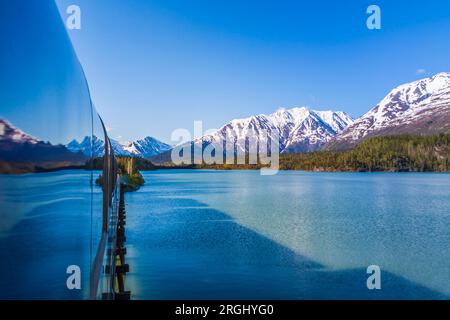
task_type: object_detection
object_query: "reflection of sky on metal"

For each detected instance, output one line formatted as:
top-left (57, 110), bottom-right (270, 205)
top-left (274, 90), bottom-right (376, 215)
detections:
top-left (0, 1), bottom-right (93, 144)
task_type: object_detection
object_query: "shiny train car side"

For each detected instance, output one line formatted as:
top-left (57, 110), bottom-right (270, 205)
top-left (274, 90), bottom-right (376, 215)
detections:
top-left (0, 0), bottom-right (119, 299)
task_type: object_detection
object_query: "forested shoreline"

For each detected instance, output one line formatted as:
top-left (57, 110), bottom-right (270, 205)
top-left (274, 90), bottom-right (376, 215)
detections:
top-left (188, 134), bottom-right (450, 172)
top-left (280, 134), bottom-right (450, 172)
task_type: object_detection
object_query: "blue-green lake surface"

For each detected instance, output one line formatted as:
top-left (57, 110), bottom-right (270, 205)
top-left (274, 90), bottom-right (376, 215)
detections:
top-left (126, 170), bottom-right (450, 299)
top-left (1, 170), bottom-right (450, 299)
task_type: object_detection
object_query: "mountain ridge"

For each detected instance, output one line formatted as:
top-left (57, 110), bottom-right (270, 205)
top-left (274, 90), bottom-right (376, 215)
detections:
top-left (329, 72), bottom-right (450, 149)
top-left (196, 107), bottom-right (354, 154)
top-left (67, 135), bottom-right (172, 158)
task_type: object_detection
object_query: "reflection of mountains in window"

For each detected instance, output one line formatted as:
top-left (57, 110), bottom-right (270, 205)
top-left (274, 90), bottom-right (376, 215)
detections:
top-left (68, 135), bottom-right (172, 158)
top-left (0, 119), bottom-right (172, 174)
top-left (0, 119), bottom-right (86, 174)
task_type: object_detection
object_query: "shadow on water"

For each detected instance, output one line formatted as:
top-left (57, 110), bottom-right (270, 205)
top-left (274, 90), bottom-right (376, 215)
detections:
top-left (126, 180), bottom-right (448, 300)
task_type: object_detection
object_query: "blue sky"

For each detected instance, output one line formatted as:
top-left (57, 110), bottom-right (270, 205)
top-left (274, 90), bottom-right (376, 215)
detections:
top-left (0, 1), bottom-right (94, 144)
top-left (54, 0), bottom-right (450, 143)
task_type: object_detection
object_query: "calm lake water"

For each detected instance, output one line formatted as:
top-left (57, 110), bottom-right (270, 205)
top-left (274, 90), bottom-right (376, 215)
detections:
top-left (126, 170), bottom-right (450, 299)
top-left (1, 169), bottom-right (450, 299)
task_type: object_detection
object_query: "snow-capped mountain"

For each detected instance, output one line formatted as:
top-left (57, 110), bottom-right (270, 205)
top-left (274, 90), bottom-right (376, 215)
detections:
top-left (196, 107), bottom-right (354, 153)
top-left (67, 136), bottom-right (105, 157)
top-left (132, 137), bottom-right (173, 158)
top-left (67, 136), bottom-right (171, 158)
top-left (331, 72), bottom-right (450, 149)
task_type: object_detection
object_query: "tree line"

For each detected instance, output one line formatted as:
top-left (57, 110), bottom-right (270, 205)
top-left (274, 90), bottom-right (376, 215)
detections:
top-left (280, 134), bottom-right (450, 172)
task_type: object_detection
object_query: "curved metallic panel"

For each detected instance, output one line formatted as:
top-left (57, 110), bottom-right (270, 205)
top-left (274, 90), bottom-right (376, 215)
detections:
top-left (0, 0), bottom-right (117, 299)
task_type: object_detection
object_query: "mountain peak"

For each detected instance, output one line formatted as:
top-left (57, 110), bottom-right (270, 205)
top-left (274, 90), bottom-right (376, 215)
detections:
top-left (389, 72), bottom-right (450, 97)
top-left (199, 106), bottom-right (354, 153)
top-left (66, 135), bottom-right (171, 158)
top-left (331, 72), bottom-right (450, 149)
top-left (433, 71), bottom-right (450, 79)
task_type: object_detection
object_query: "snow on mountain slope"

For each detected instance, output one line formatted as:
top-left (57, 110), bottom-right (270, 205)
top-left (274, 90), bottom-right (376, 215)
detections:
top-left (133, 137), bottom-right (172, 158)
top-left (67, 136), bottom-right (105, 157)
top-left (67, 135), bottom-right (171, 158)
top-left (196, 107), bottom-right (354, 153)
top-left (331, 72), bottom-right (450, 149)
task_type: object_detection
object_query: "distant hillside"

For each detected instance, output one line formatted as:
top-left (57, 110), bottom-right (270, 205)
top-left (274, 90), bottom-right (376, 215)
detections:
top-left (281, 134), bottom-right (450, 172)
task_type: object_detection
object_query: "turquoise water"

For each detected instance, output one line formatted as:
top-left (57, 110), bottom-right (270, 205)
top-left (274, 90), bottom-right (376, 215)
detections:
top-left (126, 170), bottom-right (450, 299)
top-left (1, 170), bottom-right (450, 299)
